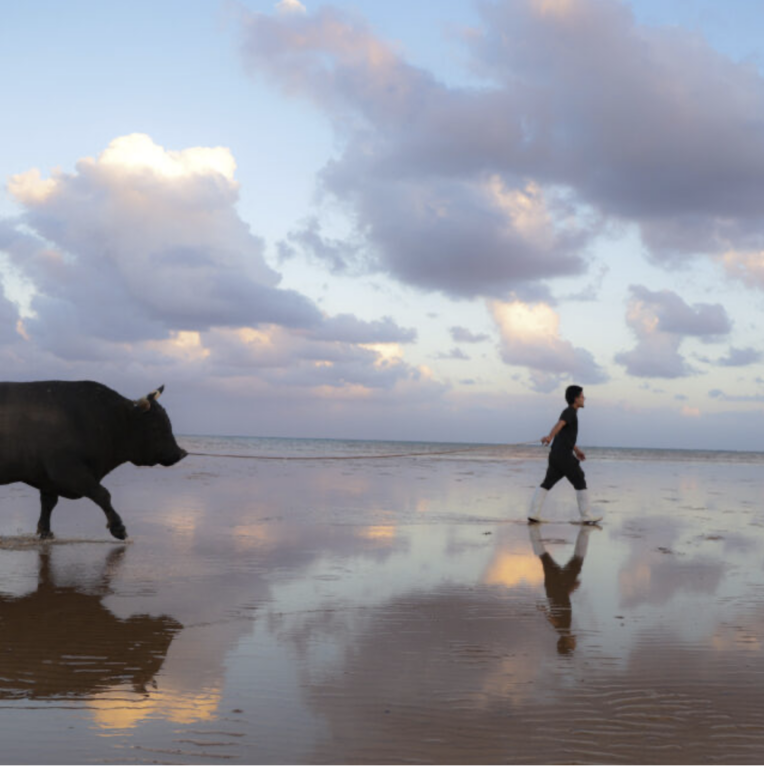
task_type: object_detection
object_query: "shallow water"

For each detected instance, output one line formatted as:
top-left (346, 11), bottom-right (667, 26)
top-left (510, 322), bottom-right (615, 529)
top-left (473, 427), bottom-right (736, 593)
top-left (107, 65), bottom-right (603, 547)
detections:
top-left (0, 438), bottom-right (763, 763)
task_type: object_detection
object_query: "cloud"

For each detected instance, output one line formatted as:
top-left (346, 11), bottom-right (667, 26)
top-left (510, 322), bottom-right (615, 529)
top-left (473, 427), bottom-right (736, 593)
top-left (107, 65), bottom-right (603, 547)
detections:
top-left (720, 250), bottom-right (764, 290)
top-left (715, 346), bottom-right (762, 367)
top-left (561, 264), bottom-right (609, 302)
top-left (276, 0), bottom-right (306, 15)
top-left (450, 326), bottom-right (490, 344)
top-left (120, 321), bottom-right (437, 398)
top-left (4, 134), bottom-right (321, 357)
top-left (317, 171), bottom-right (589, 299)
top-left (490, 299), bottom-right (608, 391)
top-left (467, 0), bottom-right (764, 263)
top-left (709, 388), bottom-right (764, 403)
top-left (240, 0), bottom-right (764, 294)
top-left (616, 336), bottom-right (688, 379)
top-left (628, 286), bottom-right (730, 339)
top-left (307, 313), bottom-right (416, 344)
top-left (615, 285), bottom-right (731, 378)
top-left (0, 135), bottom-right (449, 420)
top-left (0, 283), bottom-right (21, 344)
top-left (239, 5), bottom-right (596, 300)
top-left (281, 217), bottom-right (362, 273)
top-left (433, 348), bottom-right (470, 361)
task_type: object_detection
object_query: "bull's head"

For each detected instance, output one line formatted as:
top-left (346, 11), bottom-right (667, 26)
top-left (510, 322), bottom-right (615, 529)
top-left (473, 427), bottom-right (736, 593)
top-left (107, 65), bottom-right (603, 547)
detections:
top-left (134, 385), bottom-right (165, 412)
top-left (130, 385), bottom-right (187, 467)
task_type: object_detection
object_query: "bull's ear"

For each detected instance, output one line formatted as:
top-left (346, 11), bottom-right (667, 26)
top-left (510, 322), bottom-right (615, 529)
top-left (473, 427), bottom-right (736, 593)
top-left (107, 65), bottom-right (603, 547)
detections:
top-left (148, 385), bottom-right (165, 403)
top-left (134, 397), bottom-right (152, 412)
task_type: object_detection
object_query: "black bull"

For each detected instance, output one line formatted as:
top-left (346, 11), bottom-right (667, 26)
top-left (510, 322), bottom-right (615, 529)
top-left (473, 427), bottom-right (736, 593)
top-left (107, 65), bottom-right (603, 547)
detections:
top-left (0, 381), bottom-right (187, 540)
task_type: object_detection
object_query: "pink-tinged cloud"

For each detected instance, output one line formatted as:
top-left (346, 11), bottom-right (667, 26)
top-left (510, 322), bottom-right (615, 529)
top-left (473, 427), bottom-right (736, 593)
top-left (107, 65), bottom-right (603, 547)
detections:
top-left (490, 299), bottom-right (607, 391)
top-left (720, 250), bottom-right (764, 290)
top-left (240, 0), bottom-right (764, 294)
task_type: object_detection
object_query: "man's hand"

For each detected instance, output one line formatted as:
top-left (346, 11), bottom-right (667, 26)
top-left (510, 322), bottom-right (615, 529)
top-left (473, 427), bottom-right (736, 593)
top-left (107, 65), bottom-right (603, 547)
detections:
top-left (574, 447), bottom-right (586, 461)
top-left (541, 435), bottom-right (552, 445)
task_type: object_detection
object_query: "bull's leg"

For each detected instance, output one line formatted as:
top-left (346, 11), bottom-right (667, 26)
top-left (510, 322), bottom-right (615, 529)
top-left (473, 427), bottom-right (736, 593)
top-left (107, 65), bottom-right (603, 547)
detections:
top-left (44, 462), bottom-right (128, 541)
top-left (85, 484), bottom-right (128, 541)
top-left (37, 491), bottom-right (59, 539)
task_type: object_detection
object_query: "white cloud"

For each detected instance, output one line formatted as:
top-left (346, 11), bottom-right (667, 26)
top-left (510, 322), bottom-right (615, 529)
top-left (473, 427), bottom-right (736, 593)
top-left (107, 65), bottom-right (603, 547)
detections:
top-left (276, 0), bottom-right (306, 15)
top-left (0, 135), bottom-right (450, 423)
top-left (490, 299), bottom-right (607, 390)
top-left (4, 134), bottom-right (320, 354)
top-left (97, 133), bottom-right (236, 180)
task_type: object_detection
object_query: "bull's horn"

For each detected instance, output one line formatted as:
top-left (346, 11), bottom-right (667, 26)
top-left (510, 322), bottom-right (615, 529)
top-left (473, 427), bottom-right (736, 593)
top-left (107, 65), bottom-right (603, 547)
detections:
top-left (134, 385), bottom-right (164, 412)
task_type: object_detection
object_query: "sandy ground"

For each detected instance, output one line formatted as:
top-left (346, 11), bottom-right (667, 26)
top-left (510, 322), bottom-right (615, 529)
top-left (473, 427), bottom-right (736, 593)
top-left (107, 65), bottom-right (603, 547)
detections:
top-left (0, 443), bottom-right (763, 764)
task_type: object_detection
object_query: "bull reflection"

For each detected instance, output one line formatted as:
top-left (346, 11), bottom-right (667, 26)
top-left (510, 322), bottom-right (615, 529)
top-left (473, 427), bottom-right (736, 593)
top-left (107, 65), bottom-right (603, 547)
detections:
top-left (529, 526), bottom-right (593, 655)
top-left (0, 546), bottom-right (181, 699)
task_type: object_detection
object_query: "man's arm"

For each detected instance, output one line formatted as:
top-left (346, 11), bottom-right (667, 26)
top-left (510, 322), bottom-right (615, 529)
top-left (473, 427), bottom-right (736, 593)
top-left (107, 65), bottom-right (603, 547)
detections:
top-left (541, 419), bottom-right (566, 445)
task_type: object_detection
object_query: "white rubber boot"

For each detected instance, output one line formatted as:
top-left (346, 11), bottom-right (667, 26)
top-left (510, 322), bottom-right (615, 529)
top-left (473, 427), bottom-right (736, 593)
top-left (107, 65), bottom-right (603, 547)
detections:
top-left (529, 524), bottom-right (546, 557)
top-left (573, 526), bottom-right (592, 560)
top-left (528, 487), bottom-right (548, 523)
top-left (576, 489), bottom-right (602, 524)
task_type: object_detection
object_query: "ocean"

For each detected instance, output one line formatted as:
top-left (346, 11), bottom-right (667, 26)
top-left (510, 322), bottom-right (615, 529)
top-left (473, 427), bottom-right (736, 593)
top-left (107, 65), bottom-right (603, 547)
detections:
top-left (181, 433), bottom-right (764, 464)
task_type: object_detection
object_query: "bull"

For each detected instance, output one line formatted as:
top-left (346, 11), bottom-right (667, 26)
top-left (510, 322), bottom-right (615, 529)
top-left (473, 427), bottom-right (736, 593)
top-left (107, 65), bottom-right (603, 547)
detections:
top-left (0, 380), bottom-right (187, 540)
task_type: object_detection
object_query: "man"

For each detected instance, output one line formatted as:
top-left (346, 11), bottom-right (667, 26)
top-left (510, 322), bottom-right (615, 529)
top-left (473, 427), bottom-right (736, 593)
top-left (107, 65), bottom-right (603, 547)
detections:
top-left (528, 385), bottom-right (602, 524)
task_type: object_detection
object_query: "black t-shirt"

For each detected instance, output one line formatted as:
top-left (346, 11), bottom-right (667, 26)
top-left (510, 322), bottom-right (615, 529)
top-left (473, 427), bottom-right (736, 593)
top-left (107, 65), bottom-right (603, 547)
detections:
top-left (551, 406), bottom-right (578, 456)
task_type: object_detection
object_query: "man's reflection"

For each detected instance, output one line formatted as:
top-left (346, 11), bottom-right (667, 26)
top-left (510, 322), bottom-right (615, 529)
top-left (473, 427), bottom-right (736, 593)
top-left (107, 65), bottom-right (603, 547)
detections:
top-left (528, 526), bottom-right (593, 655)
top-left (0, 546), bottom-right (181, 699)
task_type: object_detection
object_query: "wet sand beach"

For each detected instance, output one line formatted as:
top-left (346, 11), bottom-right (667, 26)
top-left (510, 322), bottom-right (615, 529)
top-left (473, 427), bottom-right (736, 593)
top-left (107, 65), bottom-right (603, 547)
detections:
top-left (0, 438), bottom-right (763, 764)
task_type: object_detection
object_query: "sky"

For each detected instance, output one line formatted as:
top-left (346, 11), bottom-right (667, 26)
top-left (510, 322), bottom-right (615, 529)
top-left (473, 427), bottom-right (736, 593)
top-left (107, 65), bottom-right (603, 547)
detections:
top-left (2, 0), bottom-right (764, 450)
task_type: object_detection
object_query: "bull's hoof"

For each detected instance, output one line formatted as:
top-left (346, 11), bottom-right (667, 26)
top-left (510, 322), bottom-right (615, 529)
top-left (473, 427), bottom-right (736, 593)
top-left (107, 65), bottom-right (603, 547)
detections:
top-left (109, 524), bottom-right (128, 541)
top-left (38, 530), bottom-right (55, 540)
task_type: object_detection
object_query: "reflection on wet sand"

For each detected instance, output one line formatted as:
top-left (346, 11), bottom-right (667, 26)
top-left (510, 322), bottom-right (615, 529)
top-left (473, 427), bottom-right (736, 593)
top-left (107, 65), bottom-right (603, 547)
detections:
top-left (90, 685), bottom-right (222, 730)
top-left (529, 525), bottom-right (592, 655)
top-left (2, 444), bottom-right (764, 763)
top-left (482, 548), bottom-right (543, 590)
top-left (0, 546), bottom-right (181, 700)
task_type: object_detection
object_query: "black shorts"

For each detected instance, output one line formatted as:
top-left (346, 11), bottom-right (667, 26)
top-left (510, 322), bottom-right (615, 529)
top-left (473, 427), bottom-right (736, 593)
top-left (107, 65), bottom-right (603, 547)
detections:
top-left (541, 452), bottom-right (586, 491)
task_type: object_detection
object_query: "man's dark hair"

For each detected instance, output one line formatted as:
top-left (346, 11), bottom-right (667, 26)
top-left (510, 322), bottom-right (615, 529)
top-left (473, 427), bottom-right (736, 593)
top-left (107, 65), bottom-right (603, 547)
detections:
top-left (565, 385), bottom-right (583, 405)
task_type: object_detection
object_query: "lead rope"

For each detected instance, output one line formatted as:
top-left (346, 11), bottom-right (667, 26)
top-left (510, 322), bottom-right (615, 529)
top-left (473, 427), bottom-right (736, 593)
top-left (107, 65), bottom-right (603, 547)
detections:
top-left (186, 440), bottom-right (541, 462)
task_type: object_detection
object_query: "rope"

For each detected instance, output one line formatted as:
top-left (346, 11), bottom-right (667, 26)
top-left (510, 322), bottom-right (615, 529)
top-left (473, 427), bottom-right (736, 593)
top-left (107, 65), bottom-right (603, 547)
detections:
top-left (187, 440), bottom-right (541, 462)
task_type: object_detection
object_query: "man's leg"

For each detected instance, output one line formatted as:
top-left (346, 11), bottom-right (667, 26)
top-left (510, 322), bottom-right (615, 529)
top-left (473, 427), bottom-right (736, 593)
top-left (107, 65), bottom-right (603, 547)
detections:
top-left (565, 459), bottom-right (602, 524)
top-left (529, 461), bottom-right (563, 522)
